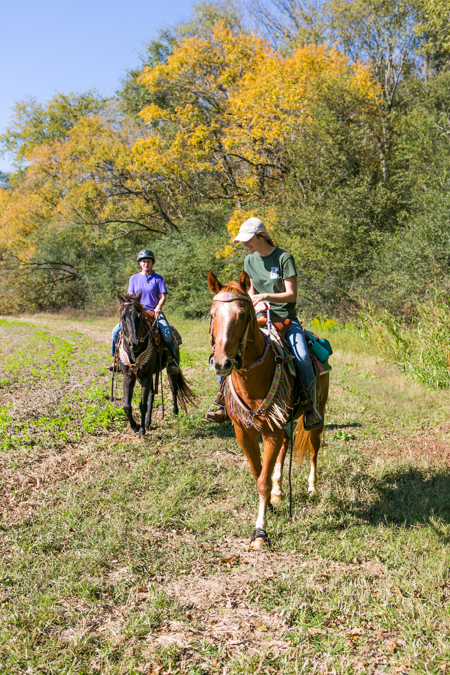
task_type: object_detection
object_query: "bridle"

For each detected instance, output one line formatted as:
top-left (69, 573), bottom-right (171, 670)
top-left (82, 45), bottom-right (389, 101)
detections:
top-left (209, 292), bottom-right (271, 372)
top-left (120, 301), bottom-right (157, 348)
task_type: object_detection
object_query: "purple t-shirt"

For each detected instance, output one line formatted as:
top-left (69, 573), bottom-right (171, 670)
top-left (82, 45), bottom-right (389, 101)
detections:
top-left (128, 272), bottom-right (167, 311)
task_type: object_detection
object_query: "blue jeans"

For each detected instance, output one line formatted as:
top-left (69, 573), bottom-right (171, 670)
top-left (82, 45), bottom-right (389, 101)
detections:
top-left (285, 319), bottom-right (315, 388)
top-left (111, 313), bottom-right (178, 363)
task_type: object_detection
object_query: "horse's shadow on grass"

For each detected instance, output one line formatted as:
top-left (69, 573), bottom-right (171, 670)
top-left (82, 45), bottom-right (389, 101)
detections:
top-left (362, 465), bottom-right (450, 534)
top-left (301, 465), bottom-right (450, 543)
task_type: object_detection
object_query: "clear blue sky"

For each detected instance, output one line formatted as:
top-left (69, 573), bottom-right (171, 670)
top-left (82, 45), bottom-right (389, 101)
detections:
top-left (0, 0), bottom-right (195, 173)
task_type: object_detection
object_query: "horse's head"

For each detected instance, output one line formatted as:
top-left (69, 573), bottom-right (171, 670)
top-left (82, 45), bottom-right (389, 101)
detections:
top-left (208, 270), bottom-right (254, 376)
top-left (117, 291), bottom-right (147, 352)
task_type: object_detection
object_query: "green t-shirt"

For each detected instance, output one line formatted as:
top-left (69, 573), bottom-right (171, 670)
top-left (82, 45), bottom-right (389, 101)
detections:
top-left (244, 247), bottom-right (297, 320)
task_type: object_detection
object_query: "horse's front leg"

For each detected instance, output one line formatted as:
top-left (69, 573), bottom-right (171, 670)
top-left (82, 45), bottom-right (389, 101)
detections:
top-left (249, 429), bottom-right (284, 549)
top-left (139, 373), bottom-right (152, 436)
top-left (123, 372), bottom-right (138, 432)
top-left (145, 378), bottom-right (154, 429)
top-left (271, 431), bottom-right (289, 505)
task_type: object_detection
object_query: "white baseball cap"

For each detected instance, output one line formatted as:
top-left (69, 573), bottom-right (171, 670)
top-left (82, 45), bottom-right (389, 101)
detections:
top-left (233, 217), bottom-right (267, 243)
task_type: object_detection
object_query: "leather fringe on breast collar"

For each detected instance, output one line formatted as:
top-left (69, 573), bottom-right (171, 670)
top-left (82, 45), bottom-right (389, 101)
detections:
top-left (119, 338), bottom-right (154, 377)
top-left (223, 343), bottom-right (293, 432)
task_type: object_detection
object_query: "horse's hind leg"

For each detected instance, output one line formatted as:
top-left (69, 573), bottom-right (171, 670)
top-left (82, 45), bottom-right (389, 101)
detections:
top-left (168, 373), bottom-right (179, 418)
top-left (145, 381), bottom-right (154, 429)
top-left (271, 431), bottom-right (289, 505)
top-left (308, 428), bottom-right (322, 493)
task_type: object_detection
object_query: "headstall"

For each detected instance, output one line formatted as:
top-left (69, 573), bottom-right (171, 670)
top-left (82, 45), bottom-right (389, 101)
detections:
top-left (209, 292), bottom-right (271, 371)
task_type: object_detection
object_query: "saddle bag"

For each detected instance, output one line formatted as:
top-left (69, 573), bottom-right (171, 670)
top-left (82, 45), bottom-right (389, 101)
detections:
top-left (303, 329), bottom-right (333, 362)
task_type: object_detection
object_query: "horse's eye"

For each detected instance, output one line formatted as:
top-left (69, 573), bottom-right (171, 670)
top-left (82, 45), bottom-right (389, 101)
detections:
top-left (238, 312), bottom-right (246, 321)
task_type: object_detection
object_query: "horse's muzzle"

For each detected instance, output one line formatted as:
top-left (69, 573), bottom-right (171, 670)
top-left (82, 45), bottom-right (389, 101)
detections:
top-left (213, 357), bottom-right (236, 376)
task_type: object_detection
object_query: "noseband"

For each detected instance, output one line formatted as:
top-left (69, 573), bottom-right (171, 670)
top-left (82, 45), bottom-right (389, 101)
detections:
top-left (209, 292), bottom-right (261, 371)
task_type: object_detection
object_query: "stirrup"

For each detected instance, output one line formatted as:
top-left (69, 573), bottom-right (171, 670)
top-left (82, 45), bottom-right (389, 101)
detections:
top-left (166, 361), bottom-right (180, 375)
top-left (205, 403), bottom-right (229, 424)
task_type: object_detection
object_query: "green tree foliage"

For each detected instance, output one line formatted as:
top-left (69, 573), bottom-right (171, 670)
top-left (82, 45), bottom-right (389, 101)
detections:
top-left (0, 91), bottom-right (109, 168)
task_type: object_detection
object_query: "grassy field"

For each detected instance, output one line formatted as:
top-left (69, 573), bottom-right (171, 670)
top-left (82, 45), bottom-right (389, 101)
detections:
top-left (0, 312), bottom-right (449, 675)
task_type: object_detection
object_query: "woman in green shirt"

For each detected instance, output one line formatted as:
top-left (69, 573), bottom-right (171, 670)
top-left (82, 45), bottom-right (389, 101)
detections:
top-left (206, 217), bottom-right (321, 428)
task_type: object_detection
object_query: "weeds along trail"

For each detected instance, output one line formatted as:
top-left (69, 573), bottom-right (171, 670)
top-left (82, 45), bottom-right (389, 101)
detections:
top-left (0, 315), bottom-right (450, 674)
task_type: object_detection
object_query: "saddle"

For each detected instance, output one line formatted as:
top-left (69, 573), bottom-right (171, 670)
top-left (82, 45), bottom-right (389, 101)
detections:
top-left (257, 312), bottom-right (331, 377)
top-left (256, 313), bottom-right (291, 338)
top-left (142, 311), bottom-right (182, 348)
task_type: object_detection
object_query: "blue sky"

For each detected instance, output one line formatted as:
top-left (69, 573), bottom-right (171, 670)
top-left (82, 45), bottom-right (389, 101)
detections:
top-left (0, 0), bottom-right (195, 173)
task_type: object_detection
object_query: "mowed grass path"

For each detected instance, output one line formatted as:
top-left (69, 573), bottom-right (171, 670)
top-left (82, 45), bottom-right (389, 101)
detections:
top-left (0, 313), bottom-right (449, 674)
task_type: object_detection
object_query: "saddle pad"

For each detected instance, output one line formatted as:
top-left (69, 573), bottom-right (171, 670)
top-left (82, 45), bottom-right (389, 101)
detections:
top-left (260, 327), bottom-right (296, 378)
top-left (170, 325), bottom-right (182, 345)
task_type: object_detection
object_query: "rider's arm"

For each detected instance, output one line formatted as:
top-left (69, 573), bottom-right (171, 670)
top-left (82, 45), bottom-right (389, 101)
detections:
top-left (155, 293), bottom-right (166, 317)
top-left (251, 276), bottom-right (297, 306)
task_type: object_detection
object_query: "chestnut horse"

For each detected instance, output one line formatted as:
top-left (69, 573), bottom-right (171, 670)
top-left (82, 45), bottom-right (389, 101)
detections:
top-left (208, 271), bottom-right (329, 549)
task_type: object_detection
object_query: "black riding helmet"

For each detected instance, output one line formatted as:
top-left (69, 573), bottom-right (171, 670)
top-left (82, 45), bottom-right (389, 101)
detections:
top-left (136, 249), bottom-right (155, 262)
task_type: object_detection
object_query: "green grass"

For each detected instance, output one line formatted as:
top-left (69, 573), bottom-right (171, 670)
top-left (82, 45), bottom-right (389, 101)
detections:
top-left (0, 314), bottom-right (449, 673)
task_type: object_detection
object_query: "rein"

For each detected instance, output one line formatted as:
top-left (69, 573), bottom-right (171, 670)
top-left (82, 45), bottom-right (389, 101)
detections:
top-left (118, 302), bottom-right (157, 375)
top-left (210, 292), bottom-right (271, 371)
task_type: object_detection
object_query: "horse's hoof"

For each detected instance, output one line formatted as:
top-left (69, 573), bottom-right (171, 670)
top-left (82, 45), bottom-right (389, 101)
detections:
top-left (249, 537), bottom-right (266, 551)
top-left (249, 528), bottom-right (269, 551)
top-left (308, 486), bottom-right (316, 494)
top-left (270, 493), bottom-right (283, 506)
top-left (132, 426), bottom-right (139, 433)
top-left (139, 428), bottom-right (145, 437)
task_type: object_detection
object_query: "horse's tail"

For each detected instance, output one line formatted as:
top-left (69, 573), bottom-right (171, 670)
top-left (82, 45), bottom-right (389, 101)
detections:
top-left (176, 370), bottom-right (196, 412)
top-left (293, 372), bottom-right (330, 465)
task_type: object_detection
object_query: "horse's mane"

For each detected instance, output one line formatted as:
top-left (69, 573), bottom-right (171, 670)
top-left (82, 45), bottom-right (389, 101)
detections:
top-left (118, 293), bottom-right (145, 317)
top-left (222, 281), bottom-right (248, 295)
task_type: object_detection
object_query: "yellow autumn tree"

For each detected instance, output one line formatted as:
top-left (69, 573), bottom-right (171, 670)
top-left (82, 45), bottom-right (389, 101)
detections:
top-left (135, 22), bottom-right (381, 215)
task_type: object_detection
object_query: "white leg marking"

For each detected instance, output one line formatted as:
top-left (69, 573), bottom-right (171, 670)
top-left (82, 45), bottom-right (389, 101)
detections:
top-left (271, 461), bottom-right (283, 498)
top-left (308, 461), bottom-right (316, 493)
top-left (255, 494), bottom-right (267, 530)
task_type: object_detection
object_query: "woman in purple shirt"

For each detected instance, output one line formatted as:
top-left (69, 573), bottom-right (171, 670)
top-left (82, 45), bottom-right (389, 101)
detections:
top-left (111, 249), bottom-right (180, 375)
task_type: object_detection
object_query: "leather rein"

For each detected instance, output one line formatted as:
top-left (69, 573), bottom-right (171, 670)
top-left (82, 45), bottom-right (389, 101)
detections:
top-left (119, 301), bottom-right (158, 374)
top-left (209, 292), bottom-right (271, 372)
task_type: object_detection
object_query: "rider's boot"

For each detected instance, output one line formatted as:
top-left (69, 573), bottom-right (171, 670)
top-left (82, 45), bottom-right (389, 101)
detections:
top-left (106, 353), bottom-right (119, 371)
top-left (165, 351), bottom-right (180, 375)
top-left (301, 380), bottom-right (323, 431)
top-left (205, 392), bottom-right (230, 424)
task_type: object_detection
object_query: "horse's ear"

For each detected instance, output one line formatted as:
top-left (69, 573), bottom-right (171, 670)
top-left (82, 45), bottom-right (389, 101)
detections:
top-left (238, 271), bottom-right (251, 294)
top-left (117, 291), bottom-right (126, 304)
top-left (135, 291), bottom-right (142, 301)
top-left (208, 271), bottom-right (223, 294)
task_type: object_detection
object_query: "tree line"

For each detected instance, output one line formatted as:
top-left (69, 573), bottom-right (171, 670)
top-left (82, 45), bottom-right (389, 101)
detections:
top-left (1, 0), bottom-right (450, 321)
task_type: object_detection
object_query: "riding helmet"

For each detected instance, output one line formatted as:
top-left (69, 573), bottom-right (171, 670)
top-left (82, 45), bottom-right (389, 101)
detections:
top-left (136, 249), bottom-right (155, 262)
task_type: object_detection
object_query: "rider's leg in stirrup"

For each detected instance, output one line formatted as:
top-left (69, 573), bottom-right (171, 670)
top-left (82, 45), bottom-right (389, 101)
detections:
top-left (285, 320), bottom-right (322, 430)
top-left (107, 322), bottom-right (121, 371)
top-left (205, 376), bottom-right (230, 424)
top-left (157, 313), bottom-right (180, 375)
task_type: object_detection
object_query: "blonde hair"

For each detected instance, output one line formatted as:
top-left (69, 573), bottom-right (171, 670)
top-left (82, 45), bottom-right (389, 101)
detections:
top-left (256, 232), bottom-right (275, 247)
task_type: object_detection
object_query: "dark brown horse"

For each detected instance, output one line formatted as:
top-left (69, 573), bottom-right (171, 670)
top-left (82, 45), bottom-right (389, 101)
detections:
top-left (116, 291), bottom-right (194, 434)
top-left (208, 271), bottom-right (329, 549)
